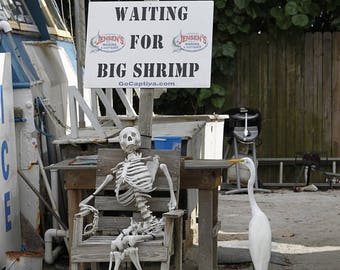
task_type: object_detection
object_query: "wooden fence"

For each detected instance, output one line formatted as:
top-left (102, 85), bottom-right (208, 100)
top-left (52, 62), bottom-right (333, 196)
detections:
top-left (225, 32), bottom-right (340, 183)
top-left (229, 32), bottom-right (340, 159)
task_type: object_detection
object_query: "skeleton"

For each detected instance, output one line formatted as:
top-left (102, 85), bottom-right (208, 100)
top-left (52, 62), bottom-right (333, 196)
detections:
top-left (79, 127), bottom-right (177, 270)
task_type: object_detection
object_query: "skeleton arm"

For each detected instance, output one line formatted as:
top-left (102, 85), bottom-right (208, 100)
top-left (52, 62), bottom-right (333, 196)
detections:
top-left (77, 165), bottom-right (118, 236)
top-left (159, 163), bottom-right (177, 211)
top-left (146, 155), bottom-right (160, 183)
top-left (79, 174), bottom-right (114, 208)
top-left (77, 173), bottom-right (114, 236)
top-left (79, 162), bottom-right (121, 208)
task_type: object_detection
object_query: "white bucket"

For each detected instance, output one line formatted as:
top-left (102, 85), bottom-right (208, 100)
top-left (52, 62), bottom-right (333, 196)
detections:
top-left (5, 251), bottom-right (43, 270)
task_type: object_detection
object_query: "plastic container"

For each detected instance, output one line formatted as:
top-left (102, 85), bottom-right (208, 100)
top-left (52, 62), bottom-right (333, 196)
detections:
top-left (5, 251), bottom-right (43, 270)
top-left (154, 136), bottom-right (182, 150)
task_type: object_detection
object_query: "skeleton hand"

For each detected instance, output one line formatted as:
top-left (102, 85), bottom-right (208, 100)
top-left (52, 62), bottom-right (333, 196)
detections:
top-left (153, 155), bottom-right (160, 163)
top-left (81, 204), bottom-right (99, 236)
top-left (128, 236), bottom-right (138, 247)
top-left (168, 199), bottom-right (177, 211)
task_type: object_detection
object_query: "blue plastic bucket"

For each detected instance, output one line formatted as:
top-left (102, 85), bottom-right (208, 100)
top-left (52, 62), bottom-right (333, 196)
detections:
top-left (154, 136), bottom-right (182, 150)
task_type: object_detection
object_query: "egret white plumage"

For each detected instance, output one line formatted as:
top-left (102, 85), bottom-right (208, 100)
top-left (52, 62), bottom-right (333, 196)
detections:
top-left (229, 157), bottom-right (272, 270)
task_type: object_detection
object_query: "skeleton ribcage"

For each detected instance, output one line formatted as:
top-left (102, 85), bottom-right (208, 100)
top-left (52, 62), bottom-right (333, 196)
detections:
top-left (115, 160), bottom-right (155, 222)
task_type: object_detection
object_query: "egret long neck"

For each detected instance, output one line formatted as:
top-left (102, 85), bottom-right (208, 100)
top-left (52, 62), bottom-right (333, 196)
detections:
top-left (248, 167), bottom-right (261, 215)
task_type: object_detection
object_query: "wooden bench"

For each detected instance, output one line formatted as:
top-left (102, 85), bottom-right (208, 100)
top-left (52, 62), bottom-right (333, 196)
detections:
top-left (71, 148), bottom-right (183, 270)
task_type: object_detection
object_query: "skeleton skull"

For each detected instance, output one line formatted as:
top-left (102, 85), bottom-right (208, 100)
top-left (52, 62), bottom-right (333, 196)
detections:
top-left (119, 127), bottom-right (141, 153)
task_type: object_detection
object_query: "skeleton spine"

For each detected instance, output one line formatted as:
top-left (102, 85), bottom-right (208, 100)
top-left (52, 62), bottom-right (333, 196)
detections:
top-left (135, 191), bottom-right (153, 222)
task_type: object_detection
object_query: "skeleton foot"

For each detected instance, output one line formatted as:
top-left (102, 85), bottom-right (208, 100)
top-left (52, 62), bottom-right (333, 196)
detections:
top-left (126, 247), bottom-right (142, 270)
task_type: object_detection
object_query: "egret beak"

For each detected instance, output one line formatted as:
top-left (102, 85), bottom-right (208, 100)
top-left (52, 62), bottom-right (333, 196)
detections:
top-left (227, 158), bottom-right (244, 163)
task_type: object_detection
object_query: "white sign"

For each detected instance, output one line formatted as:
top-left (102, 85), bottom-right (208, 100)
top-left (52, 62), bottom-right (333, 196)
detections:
top-left (84, 1), bottom-right (214, 88)
top-left (0, 53), bottom-right (21, 268)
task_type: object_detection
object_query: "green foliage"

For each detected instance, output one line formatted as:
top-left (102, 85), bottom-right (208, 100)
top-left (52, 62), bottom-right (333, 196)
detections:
top-left (155, 0), bottom-right (340, 115)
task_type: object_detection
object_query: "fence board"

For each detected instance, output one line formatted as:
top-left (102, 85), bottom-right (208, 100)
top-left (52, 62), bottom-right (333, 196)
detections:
top-left (295, 35), bottom-right (305, 154)
top-left (332, 33), bottom-right (340, 155)
top-left (286, 37), bottom-right (297, 155)
top-left (314, 32), bottom-right (323, 151)
top-left (322, 32), bottom-right (332, 155)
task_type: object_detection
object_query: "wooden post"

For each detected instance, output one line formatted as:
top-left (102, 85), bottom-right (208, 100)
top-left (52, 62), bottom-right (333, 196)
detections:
top-left (74, 0), bottom-right (86, 128)
top-left (199, 190), bottom-right (215, 270)
top-left (138, 89), bottom-right (154, 149)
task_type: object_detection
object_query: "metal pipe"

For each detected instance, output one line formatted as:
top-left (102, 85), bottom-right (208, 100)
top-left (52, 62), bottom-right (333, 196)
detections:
top-left (44, 229), bottom-right (67, 264)
top-left (17, 170), bottom-right (67, 230)
top-left (50, 168), bottom-right (59, 229)
top-left (35, 143), bottom-right (61, 223)
top-left (279, 162), bottom-right (283, 184)
top-left (0, 20), bottom-right (12, 32)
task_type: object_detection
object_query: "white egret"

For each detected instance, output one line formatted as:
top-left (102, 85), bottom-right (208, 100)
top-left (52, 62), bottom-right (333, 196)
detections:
top-left (229, 157), bottom-right (272, 270)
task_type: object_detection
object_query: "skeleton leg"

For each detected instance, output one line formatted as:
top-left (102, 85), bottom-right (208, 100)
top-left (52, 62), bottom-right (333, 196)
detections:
top-left (108, 251), bottom-right (114, 270)
top-left (126, 247), bottom-right (142, 270)
top-left (160, 163), bottom-right (177, 210)
top-left (109, 239), bottom-right (126, 270)
top-left (109, 222), bottom-right (137, 270)
top-left (113, 251), bottom-right (125, 270)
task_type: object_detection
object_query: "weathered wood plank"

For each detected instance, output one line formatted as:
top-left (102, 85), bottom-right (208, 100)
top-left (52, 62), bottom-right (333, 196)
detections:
top-left (84, 236), bottom-right (163, 246)
top-left (304, 33), bottom-right (314, 150)
top-left (322, 32), bottom-right (332, 155)
top-left (286, 37), bottom-right (296, 155)
top-left (97, 216), bottom-right (131, 233)
top-left (95, 196), bottom-right (171, 212)
top-left (258, 35), bottom-right (269, 158)
top-left (71, 244), bottom-right (168, 262)
top-left (295, 34), bottom-right (305, 154)
top-left (276, 36), bottom-right (287, 156)
top-left (314, 32), bottom-right (323, 151)
top-left (266, 36), bottom-right (278, 158)
top-left (198, 190), bottom-right (215, 269)
top-left (180, 168), bottom-right (221, 190)
top-left (64, 170), bottom-right (96, 189)
top-left (332, 32), bottom-right (340, 156)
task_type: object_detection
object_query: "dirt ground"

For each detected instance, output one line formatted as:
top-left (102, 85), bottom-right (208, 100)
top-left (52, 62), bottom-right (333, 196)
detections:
top-left (184, 188), bottom-right (340, 270)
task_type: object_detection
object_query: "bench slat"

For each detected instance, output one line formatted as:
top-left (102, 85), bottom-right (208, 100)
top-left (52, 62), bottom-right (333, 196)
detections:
top-left (72, 244), bottom-right (167, 262)
top-left (95, 196), bottom-right (170, 212)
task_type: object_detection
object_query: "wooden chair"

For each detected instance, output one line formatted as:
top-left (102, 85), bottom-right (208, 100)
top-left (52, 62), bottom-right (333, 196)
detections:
top-left (71, 148), bottom-right (183, 270)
